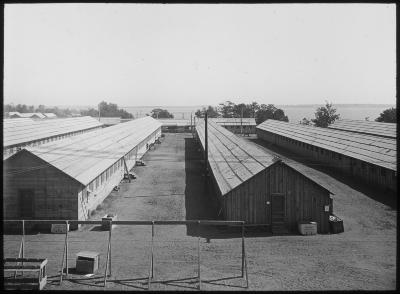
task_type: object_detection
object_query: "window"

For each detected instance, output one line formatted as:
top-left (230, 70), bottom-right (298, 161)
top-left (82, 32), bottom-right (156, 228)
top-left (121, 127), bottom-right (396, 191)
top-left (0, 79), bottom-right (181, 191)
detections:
top-left (361, 162), bottom-right (366, 170)
top-left (381, 168), bottom-right (386, 177)
top-left (338, 154), bottom-right (342, 160)
top-left (320, 149), bottom-right (324, 154)
top-left (89, 181), bottom-right (94, 191)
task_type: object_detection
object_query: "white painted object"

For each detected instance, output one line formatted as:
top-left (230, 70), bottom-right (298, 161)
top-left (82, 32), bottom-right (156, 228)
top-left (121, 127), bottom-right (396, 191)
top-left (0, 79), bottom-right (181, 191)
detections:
top-left (298, 221), bottom-right (317, 235)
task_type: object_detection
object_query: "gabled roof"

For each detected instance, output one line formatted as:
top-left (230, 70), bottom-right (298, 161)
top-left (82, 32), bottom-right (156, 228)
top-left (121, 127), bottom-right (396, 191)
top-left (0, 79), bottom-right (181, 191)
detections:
top-left (328, 119), bottom-right (396, 138)
top-left (257, 119), bottom-right (396, 171)
top-left (196, 119), bottom-right (280, 196)
top-left (20, 116), bottom-right (161, 186)
top-left (4, 116), bottom-right (104, 147)
top-left (15, 113), bottom-right (46, 119)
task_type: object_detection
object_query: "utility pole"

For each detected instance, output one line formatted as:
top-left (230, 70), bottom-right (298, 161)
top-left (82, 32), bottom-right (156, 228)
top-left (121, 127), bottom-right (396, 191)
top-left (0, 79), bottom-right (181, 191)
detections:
top-left (98, 103), bottom-right (101, 121)
top-left (241, 106), bottom-right (243, 135)
top-left (204, 112), bottom-right (208, 176)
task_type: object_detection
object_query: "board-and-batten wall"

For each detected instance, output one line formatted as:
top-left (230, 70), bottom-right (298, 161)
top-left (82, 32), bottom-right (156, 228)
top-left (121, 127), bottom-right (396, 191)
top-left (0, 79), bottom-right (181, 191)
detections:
top-left (211, 161), bottom-right (331, 233)
top-left (257, 129), bottom-right (396, 192)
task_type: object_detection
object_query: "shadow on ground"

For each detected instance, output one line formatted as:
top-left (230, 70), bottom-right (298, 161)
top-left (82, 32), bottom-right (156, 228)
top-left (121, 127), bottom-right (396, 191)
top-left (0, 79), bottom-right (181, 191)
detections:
top-left (249, 137), bottom-right (397, 209)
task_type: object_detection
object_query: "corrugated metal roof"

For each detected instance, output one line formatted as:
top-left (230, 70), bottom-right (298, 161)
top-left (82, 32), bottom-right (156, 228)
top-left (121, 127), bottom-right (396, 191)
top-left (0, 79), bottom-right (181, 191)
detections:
top-left (22, 116), bottom-right (162, 186)
top-left (209, 118), bottom-right (256, 126)
top-left (196, 119), bottom-right (279, 196)
top-left (328, 119), bottom-right (396, 138)
top-left (4, 116), bottom-right (104, 147)
top-left (257, 120), bottom-right (396, 171)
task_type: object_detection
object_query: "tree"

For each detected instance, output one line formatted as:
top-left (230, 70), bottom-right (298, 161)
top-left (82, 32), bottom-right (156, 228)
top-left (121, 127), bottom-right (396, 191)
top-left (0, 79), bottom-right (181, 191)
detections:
top-left (150, 108), bottom-right (174, 119)
top-left (255, 104), bottom-right (288, 124)
top-left (80, 101), bottom-right (133, 119)
top-left (375, 107), bottom-right (396, 123)
top-left (195, 106), bottom-right (219, 118)
top-left (299, 117), bottom-right (312, 125)
top-left (311, 101), bottom-right (340, 127)
top-left (218, 101), bottom-right (236, 118)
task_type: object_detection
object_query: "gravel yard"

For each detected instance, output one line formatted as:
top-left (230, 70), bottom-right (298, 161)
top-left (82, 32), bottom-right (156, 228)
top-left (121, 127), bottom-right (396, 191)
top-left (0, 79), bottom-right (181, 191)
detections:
top-left (3, 133), bottom-right (396, 290)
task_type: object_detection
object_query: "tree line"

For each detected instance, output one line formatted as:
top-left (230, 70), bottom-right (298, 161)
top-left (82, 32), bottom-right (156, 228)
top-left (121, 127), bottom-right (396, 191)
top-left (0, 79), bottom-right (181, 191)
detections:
top-left (194, 101), bottom-right (289, 125)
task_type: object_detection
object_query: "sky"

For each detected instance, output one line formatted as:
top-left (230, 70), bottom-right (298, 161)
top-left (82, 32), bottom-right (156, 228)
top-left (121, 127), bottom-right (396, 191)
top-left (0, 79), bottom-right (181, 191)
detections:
top-left (4, 3), bottom-right (396, 107)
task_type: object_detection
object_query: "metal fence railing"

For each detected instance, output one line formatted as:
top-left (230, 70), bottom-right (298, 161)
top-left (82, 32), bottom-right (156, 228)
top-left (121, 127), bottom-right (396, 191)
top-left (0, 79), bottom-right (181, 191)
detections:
top-left (3, 219), bottom-right (249, 290)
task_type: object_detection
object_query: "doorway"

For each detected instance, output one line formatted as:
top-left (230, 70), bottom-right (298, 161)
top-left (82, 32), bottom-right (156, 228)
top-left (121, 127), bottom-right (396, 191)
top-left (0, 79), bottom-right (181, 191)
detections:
top-left (19, 190), bottom-right (34, 218)
top-left (271, 193), bottom-right (287, 233)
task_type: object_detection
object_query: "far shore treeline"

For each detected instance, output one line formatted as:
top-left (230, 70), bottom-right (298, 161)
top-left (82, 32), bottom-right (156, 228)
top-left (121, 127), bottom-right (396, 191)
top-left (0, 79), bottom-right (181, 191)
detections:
top-left (3, 101), bottom-right (396, 125)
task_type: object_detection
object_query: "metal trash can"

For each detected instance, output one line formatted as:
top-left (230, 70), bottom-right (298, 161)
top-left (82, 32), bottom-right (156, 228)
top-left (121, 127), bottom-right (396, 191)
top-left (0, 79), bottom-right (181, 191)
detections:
top-left (329, 215), bottom-right (344, 234)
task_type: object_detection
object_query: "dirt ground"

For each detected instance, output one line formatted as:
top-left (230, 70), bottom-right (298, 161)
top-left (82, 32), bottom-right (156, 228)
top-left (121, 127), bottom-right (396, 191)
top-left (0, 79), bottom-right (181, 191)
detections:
top-left (3, 133), bottom-right (396, 290)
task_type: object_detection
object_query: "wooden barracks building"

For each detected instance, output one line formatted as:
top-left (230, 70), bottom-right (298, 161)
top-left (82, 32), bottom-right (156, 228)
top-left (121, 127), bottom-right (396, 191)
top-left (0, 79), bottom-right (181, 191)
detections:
top-left (195, 119), bottom-right (334, 234)
top-left (3, 117), bottom-right (162, 230)
top-left (256, 119), bottom-right (397, 192)
top-left (3, 116), bottom-right (104, 160)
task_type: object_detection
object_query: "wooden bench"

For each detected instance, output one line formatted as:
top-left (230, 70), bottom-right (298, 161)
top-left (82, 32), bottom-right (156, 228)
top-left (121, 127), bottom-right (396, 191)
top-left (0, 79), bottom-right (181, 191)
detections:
top-left (3, 258), bottom-right (48, 290)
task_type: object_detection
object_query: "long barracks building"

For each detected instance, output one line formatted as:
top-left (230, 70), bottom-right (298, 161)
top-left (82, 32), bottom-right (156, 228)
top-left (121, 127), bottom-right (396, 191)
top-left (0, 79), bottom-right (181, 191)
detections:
top-left (256, 120), bottom-right (396, 192)
top-left (4, 117), bottom-right (162, 230)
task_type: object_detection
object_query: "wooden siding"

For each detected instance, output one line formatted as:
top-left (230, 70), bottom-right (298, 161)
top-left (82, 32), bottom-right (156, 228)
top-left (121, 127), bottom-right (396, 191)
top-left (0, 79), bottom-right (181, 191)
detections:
top-left (219, 162), bottom-right (331, 233)
top-left (4, 151), bottom-right (81, 229)
top-left (257, 127), bottom-right (397, 192)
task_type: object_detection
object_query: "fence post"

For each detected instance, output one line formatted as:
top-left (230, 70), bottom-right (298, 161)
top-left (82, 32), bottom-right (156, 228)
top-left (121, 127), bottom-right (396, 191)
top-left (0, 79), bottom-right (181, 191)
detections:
top-left (148, 221), bottom-right (154, 290)
top-left (109, 220), bottom-right (112, 277)
top-left (242, 222), bottom-right (249, 288)
top-left (241, 223), bottom-right (244, 277)
top-left (197, 221), bottom-right (201, 290)
top-left (104, 220), bottom-right (112, 287)
top-left (59, 221), bottom-right (68, 285)
top-left (65, 221), bottom-right (69, 277)
top-left (21, 220), bottom-right (25, 277)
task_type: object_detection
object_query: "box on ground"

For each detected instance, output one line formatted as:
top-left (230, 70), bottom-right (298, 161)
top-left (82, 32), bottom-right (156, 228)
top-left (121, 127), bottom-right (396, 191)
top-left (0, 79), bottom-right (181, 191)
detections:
top-left (102, 214), bottom-right (117, 230)
top-left (76, 251), bottom-right (100, 274)
top-left (298, 221), bottom-right (317, 235)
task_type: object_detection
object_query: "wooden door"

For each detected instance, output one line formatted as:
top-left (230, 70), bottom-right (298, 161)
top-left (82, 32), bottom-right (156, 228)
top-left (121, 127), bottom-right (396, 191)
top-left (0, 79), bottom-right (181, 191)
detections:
top-left (19, 190), bottom-right (34, 218)
top-left (271, 193), bottom-right (286, 225)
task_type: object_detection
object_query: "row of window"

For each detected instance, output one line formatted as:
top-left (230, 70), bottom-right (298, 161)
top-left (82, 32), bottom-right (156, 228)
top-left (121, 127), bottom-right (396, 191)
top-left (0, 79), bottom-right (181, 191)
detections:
top-left (274, 133), bottom-right (392, 179)
top-left (86, 129), bottom-right (160, 195)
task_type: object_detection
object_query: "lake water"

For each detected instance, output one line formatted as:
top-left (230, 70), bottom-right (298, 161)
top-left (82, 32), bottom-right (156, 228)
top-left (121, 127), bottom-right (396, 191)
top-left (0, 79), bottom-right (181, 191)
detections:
top-left (122, 104), bottom-right (395, 123)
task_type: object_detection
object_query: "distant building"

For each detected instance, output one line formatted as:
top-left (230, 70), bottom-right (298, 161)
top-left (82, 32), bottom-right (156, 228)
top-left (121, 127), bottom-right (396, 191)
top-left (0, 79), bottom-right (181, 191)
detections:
top-left (157, 119), bottom-right (193, 132)
top-left (9, 112), bottom-right (46, 119)
top-left (43, 113), bottom-right (57, 119)
top-left (209, 118), bottom-right (257, 134)
top-left (98, 117), bottom-right (121, 126)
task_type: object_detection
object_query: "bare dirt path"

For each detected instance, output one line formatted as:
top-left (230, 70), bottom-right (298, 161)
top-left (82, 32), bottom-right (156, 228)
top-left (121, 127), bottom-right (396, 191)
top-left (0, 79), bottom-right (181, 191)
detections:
top-left (3, 133), bottom-right (396, 290)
